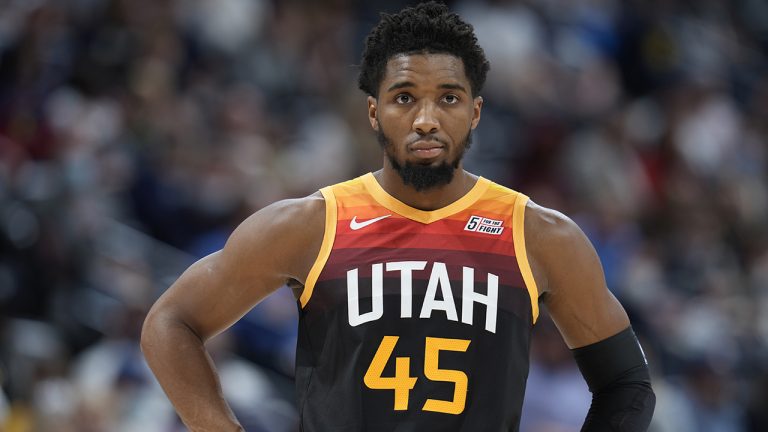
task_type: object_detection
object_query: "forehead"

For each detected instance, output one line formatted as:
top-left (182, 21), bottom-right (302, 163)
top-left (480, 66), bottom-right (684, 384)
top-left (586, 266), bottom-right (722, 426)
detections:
top-left (380, 53), bottom-right (469, 91)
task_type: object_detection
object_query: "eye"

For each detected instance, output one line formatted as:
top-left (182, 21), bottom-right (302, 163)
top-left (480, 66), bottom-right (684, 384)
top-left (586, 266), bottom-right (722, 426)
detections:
top-left (395, 94), bottom-right (413, 104)
top-left (442, 94), bottom-right (460, 104)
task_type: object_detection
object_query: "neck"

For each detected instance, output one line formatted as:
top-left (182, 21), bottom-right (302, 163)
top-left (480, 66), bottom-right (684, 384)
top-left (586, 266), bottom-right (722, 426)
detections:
top-left (373, 161), bottom-right (478, 211)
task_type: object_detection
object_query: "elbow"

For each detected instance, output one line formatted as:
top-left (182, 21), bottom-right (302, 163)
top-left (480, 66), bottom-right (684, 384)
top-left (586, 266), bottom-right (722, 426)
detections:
top-left (140, 304), bottom-right (178, 358)
top-left (140, 306), bottom-right (160, 358)
top-left (140, 304), bottom-right (202, 358)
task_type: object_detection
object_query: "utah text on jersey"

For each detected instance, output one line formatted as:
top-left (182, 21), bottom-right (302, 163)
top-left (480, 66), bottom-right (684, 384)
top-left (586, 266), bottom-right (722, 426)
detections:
top-left (347, 261), bottom-right (499, 333)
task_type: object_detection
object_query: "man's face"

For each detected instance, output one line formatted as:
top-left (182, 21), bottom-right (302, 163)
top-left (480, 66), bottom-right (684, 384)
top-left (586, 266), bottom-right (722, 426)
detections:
top-left (368, 53), bottom-right (483, 191)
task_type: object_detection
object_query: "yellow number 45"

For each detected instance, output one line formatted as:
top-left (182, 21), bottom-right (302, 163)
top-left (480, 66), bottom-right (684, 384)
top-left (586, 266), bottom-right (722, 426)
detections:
top-left (363, 336), bottom-right (471, 415)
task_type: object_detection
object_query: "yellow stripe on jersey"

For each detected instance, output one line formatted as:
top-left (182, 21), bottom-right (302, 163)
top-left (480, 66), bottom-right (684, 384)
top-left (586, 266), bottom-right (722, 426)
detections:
top-left (512, 194), bottom-right (540, 323)
top-left (361, 173), bottom-right (491, 224)
top-left (301, 186), bottom-right (338, 308)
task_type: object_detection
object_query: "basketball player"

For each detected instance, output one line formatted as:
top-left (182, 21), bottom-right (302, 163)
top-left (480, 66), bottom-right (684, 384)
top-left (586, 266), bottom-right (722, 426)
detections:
top-left (141, 2), bottom-right (655, 431)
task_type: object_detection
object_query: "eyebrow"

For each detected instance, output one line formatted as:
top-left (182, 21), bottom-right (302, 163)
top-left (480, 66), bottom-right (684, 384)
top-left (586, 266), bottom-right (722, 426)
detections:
top-left (385, 81), bottom-right (468, 93)
top-left (386, 81), bottom-right (415, 92)
top-left (438, 83), bottom-right (467, 93)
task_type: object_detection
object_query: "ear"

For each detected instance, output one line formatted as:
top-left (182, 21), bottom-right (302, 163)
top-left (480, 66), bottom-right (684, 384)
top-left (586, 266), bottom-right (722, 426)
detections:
top-left (367, 96), bottom-right (379, 131)
top-left (470, 96), bottom-right (483, 130)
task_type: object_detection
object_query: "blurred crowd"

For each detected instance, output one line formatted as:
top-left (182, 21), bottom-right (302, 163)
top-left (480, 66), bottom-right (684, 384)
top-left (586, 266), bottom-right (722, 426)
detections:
top-left (1, 0), bottom-right (767, 431)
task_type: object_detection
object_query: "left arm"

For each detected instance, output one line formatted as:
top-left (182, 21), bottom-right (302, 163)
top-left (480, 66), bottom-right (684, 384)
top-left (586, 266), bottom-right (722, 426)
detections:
top-left (524, 200), bottom-right (655, 431)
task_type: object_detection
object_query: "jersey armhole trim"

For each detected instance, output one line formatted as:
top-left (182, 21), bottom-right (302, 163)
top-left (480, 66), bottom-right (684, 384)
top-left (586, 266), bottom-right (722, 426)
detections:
top-left (300, 187), bottom-right (337, 308)
top-left (512, 194), bottom-right (540, 324)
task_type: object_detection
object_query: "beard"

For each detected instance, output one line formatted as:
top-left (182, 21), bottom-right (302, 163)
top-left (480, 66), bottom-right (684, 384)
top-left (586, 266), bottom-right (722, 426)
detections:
top-left (377, 127), bottom-right (472, 192)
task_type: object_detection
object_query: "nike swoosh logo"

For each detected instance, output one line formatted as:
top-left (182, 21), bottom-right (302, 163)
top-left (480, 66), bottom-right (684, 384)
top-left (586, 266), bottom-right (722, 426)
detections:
top-left (350, 214), bottom-right (392, 230)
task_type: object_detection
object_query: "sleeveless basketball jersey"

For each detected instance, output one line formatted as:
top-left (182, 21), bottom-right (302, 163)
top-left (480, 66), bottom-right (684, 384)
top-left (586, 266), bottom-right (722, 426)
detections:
top-left (295, 173), bottom-right (539, 432)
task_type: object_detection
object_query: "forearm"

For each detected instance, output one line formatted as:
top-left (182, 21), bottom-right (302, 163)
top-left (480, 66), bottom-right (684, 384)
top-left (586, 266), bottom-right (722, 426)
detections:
top-left (580, 368), bottom-right (655, 431)
top-left (574, 327), bottom-right (656, 432)
top-left (141, 311), bottom-right (243, 432)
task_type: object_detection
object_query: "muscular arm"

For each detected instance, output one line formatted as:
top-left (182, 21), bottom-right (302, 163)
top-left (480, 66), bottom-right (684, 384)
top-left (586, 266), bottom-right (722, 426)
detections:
top-left (525, 201), bottom-right (655, 431)
top-left (140, 194), bottom-right (325, 432)
top-left (525, 201), bottom-right (628, 347)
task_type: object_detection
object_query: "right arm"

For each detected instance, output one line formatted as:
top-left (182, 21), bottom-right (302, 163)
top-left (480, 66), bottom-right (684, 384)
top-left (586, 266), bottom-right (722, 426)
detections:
top-left (140, 194), bottom-right (325, 431)
top-left (524, 201), bottom-right (655, 431)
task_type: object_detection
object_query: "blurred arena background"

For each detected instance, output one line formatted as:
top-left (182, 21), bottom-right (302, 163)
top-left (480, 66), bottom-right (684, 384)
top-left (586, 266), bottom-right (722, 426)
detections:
top-left (1, 0), bottom-right (768, 431)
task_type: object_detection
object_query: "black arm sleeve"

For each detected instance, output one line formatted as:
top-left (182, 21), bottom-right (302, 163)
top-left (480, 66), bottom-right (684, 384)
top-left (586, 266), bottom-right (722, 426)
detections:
top-left (572, 326), bottom-right (656, 432)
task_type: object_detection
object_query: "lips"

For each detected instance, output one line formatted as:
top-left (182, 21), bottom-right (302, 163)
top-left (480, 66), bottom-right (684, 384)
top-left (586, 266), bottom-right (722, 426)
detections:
top-left (410, 140), bottom-right (444, 151)
top-left (409, 141), bottom-right (445, 159)
top-left (404, 135), bottom-right (448, 160)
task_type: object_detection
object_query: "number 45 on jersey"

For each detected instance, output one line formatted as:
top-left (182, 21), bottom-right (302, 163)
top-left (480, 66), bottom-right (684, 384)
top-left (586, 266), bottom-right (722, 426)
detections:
top-left (364, 336), bottom-right (471, 415)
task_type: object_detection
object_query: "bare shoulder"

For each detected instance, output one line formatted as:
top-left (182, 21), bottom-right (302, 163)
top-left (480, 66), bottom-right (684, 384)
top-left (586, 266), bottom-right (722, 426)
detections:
top-left (143, 192), bottom-right (329, 341)
top-left (523, 200), bottom-right (581, 243)
top-left (223, 191), bottom-right (327, 284)
top-left (236, 191), bottom-right (325, 236)
top-left (522, 199), bottom-right (598, 295)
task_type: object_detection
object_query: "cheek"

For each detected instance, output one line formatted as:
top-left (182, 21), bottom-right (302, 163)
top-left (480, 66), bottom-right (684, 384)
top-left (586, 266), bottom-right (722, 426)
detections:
top-left (447, 111), bottom-right (474, 136)
top-left (379, 111), bottom-right (410, 133)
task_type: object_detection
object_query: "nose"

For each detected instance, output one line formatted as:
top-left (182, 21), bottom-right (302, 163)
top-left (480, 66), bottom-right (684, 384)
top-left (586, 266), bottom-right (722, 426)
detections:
top-left (412, 100), bottom-right (439, 135)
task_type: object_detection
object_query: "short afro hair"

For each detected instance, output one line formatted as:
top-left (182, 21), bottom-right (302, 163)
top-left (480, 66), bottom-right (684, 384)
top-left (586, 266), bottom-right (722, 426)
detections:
top-left (358, 1), bottom-right (490, 98)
